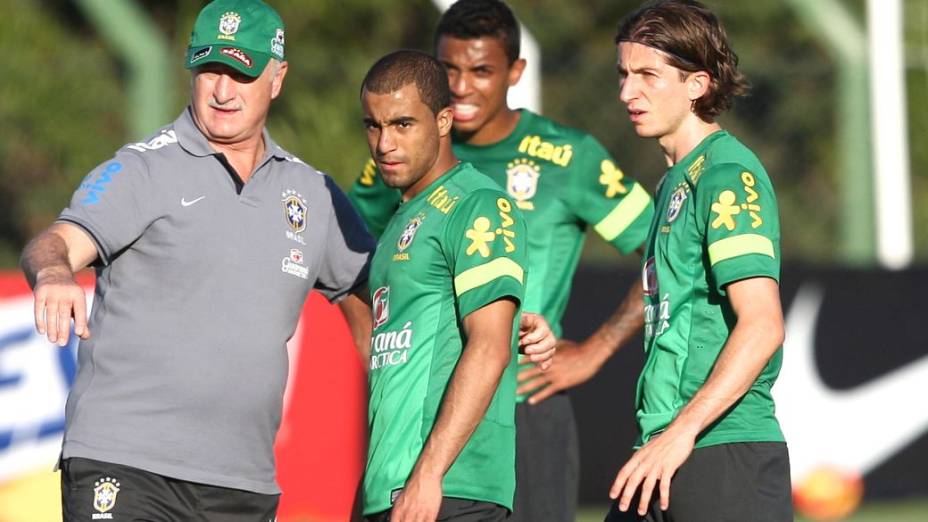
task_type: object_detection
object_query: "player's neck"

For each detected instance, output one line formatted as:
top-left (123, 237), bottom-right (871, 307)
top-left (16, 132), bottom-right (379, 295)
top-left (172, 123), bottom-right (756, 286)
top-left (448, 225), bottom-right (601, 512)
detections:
top-left (659, 117), bottom-right (722, 167)
top-left (401, 143), bottom-right (459, 202)
top-left (458, 107), bottom-right (521, 146)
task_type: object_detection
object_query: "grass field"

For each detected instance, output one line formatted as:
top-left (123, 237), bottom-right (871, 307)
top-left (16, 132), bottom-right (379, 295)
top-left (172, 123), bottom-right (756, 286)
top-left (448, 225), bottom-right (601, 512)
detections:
top-left (576, 498), bottom-right (928, 521)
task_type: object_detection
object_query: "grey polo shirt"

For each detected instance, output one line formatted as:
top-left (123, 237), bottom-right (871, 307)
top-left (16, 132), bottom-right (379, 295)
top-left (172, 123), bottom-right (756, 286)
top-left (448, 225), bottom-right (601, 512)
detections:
top-left (57, 108), bottom-right (374, 494)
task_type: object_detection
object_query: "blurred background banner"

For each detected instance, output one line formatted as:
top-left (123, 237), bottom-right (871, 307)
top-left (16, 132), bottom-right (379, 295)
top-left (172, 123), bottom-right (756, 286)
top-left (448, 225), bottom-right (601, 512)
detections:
top-left (2, 0), bottom-right (926, 520)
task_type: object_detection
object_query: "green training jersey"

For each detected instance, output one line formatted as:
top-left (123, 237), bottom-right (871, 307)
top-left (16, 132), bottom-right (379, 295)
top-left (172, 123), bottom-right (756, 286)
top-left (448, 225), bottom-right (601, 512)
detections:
top-left (351, 110), bottom-right (653, 341)
top-left (363, 162), bottom-right (528, 514)
top-left (638, 130), bottom-right (784, 448)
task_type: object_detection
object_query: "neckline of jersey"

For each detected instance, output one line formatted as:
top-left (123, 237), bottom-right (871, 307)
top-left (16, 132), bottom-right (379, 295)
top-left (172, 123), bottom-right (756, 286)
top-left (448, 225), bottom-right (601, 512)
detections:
top-left (452, 109), bottom-right (534, 151)
top-left (670, 129), bottom-right (729, 174)
top-left (396, 161), bottom-right (469, 215)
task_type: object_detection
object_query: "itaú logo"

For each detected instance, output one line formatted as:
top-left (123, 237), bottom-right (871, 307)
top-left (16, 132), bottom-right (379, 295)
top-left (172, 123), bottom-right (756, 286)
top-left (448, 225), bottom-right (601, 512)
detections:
top-left (774, 284), bottom-right (928, 482)
top-left (372, 286), bottom-right (390, 329)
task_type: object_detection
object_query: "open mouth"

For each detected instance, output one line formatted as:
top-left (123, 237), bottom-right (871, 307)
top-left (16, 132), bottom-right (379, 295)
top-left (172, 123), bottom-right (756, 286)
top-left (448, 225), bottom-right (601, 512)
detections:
top-left (452, 103), bottom-right (479, 122)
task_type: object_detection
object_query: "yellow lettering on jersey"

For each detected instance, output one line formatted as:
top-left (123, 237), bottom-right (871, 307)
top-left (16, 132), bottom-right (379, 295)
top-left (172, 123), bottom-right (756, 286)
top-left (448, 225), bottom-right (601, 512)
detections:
top-left (495, 198), bottom-right (517, 253)
top-left (427, 185), bottom-right (460, 214)
top-left (740, 172), bottom-right (763, 228)
top-left (517, 135), bottom-right (573, 167)
top-left (599, 160), bottom-right (628, 198)
top-left (466, 217), bottom-right (496, 257)
top-left (687, 155), bottom-right (706, 184)
top-left (711, 190), bottom-right (741, 230)
top-left (359, 159), bottom-right (377, 186)
top-left (392, 253), bottom-right (410, 261)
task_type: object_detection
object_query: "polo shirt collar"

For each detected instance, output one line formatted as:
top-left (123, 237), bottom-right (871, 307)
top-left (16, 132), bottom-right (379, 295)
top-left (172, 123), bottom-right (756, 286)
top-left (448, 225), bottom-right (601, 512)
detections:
top-left (174, 107), bottom-right (288, 161)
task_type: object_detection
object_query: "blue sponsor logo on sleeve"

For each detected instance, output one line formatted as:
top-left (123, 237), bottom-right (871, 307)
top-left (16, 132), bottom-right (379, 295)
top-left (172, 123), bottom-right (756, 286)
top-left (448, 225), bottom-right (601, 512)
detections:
top-left (79, 161), bottom-right (122, 206)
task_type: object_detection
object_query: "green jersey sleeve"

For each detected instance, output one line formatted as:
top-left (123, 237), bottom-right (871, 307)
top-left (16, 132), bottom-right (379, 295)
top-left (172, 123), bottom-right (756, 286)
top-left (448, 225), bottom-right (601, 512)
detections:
top-left (564, 135), bottom-right (654, 254)
top-left (347, 159), bottom-right (402, 239)
top-left (443, 189), bottom-right (528, 319)
top-left (696, 163), bottom-right (781, 294)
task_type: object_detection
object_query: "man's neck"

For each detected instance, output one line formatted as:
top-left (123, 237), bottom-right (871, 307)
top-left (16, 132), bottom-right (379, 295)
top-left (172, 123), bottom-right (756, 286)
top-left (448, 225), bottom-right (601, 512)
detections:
top-left (209, 134), bottom-right (266, 183)
top-left (458, 107), bottom-right (521, 146)
top-left (659, 117), bottom-right (722, 167)
top-left (402, 147), bottom-right (460, 202)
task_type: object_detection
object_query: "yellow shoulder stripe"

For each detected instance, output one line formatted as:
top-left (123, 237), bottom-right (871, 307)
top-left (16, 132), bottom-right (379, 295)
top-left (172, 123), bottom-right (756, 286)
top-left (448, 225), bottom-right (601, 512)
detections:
top-left (708, 234), bottom-right (775, 265)
top-left (454, 257), bottom-right (524, 297)
top-left (594, 183), bottom-right (651, 241)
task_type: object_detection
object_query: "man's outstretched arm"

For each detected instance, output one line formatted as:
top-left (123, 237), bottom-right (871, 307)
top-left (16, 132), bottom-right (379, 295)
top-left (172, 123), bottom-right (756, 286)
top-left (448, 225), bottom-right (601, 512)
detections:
top-left (21, 223), bottom-right (99, 346)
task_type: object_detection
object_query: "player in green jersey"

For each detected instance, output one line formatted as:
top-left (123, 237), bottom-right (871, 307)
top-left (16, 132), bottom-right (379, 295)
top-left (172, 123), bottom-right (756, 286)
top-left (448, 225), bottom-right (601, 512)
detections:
top-left (350, 2), bottom-right (654, 519)
top-left (606, 2), bottom-right (792, 521)
top-left (360, 49), bottom-right (532, 522)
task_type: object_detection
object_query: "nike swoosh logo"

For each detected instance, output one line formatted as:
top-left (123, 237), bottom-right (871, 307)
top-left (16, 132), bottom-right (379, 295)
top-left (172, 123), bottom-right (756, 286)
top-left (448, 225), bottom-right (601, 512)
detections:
top-left (181, 196), bottom-right (206, 207)
top-left (775, 284), bottom-right (928, 479)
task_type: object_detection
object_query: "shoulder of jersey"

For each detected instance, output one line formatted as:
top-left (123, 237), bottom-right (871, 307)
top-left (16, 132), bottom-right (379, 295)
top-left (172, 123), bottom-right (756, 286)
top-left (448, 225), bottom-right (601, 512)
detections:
top-left (522, 111), bottom-right (595, 145)
top-left (116, 124), bottom-right (180, 159)
top-left (691, 135), bottom-right (765, 187)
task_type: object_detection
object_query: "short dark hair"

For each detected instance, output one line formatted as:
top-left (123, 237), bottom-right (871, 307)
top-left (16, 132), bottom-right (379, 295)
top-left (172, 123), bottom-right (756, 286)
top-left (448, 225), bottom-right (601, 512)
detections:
top-left (616, 0), bottom-right (749, 121)
top-left (435, 0), bottom-right (521, 64)
top-left (361, 50), bottom-right (451, 115)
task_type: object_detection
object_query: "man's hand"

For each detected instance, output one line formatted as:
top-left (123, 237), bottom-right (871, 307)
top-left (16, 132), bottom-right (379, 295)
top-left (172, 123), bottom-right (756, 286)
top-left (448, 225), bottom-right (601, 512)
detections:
top-left (608, 427), bottom-right (696, 516)
top-left (33, 267), bottom-right (90, 347)
top-left (518, 312), bottom-right (556, 371)
top-left (390, 473), bottom-right (443, 522)
top-left (516, 338), bottom-right (605, 404)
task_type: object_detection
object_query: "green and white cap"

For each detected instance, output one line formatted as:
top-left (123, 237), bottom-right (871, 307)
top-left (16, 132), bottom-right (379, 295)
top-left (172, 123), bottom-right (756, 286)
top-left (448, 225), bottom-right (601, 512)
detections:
top-left (185, 0), bottom-right (285, 77)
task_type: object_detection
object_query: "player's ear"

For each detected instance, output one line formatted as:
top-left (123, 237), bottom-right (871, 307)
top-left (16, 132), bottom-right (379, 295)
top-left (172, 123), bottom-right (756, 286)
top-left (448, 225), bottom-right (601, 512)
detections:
top-left (507, 58), bottom-right (527, 87)
top-left (436, 106), bottom-right (454, 137)
top-left (270, 60), bottom-right (288, 99)
top-left (686, 70), bottom-right (710, 102)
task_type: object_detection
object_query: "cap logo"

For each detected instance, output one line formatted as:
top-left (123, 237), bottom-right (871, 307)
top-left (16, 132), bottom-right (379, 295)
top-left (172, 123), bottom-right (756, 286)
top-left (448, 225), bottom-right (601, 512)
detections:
top-left (271, 28), bottom-right (285, 58)
top-left (190, 47), bottom-right (212, 64)
top-left (218, 11), bottom-right (241, 40)
top-left (221, 47), bottom-right (253, 68)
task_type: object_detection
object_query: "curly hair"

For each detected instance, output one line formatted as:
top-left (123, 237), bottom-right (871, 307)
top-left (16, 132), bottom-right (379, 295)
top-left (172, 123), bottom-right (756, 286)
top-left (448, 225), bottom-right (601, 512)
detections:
top-left (616, 0), bottom-right (749, 121)
top-left (435, 0), bottom-right (521, 64)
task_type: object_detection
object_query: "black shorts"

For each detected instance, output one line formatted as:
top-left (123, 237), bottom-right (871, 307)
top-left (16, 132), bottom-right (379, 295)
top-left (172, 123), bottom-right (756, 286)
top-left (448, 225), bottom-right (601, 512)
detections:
top-left (364, 497), bottom-right (508, 521)
top-left (511, 392), bottom-right (579, 522)
top-left (604, 442), bottom-right (792, 522)
top-left (61, 457), bottom-right (279, 522)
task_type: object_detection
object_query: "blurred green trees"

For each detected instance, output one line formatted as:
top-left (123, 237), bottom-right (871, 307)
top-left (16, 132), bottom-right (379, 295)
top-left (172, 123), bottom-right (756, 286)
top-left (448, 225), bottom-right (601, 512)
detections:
top-left (1, 0), bottom-right (924, 267)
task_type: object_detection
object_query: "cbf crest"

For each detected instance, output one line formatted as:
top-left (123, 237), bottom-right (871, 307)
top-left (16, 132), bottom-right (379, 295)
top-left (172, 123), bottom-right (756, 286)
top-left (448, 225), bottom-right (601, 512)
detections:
top-left (666, 183), bottom-right (689, 223)
top-left (92, 477), bottom-right (120, 518)
top-left (506, 158), bottom-right (540, 210)
top-left (397, 214), bottom-right (424, 252)
top-left (282, 189), bottom-right (308, 234)
top-left (219, 12), bottom-right (242, 37)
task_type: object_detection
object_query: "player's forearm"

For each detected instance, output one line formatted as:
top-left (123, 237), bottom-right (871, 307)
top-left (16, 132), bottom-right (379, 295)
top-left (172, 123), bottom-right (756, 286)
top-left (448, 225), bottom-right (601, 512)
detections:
top-left (665, 314), bottom-right (784, 438)
top-left (409, 335), bottom-right (510, 482)
top-left (582, 282), bottom-right (644, 361)
top-left (338, 288), bottom-right (373, 362)
top-left (21, 229), bottom-right (75, 289)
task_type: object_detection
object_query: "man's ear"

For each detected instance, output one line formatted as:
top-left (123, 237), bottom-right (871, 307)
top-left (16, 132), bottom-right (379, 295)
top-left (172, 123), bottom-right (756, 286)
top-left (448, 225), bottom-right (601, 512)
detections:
top-left (508, 58), bottom-right (527, 87)
top-left (437, 106), bottom-right (454, 137)
top-left (686, 69), bottom-right (711, 102)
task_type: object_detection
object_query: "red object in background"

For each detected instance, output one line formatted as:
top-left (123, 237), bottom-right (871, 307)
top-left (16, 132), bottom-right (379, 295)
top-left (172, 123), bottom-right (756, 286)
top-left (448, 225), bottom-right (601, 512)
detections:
top-left (275, 291), bottom-right (368, 521)
top-left (1, 272), bottom-right (367, 521)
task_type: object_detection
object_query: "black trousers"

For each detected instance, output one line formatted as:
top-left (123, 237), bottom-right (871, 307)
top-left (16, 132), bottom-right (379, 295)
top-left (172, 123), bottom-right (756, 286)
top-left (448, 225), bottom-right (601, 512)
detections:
top-left (604, 442), bottom-right (793, 522)
top-left (364, 497), bottom-right (508, 521)
top-left (61, 457), bottom-right (279, 522)
top-left (511, 392), bottom-right (579, 522)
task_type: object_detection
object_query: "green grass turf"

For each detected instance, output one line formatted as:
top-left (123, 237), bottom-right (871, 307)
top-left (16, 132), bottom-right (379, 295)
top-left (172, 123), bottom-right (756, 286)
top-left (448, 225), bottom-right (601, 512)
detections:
top-left (576, 498), bottom-right (928, 522)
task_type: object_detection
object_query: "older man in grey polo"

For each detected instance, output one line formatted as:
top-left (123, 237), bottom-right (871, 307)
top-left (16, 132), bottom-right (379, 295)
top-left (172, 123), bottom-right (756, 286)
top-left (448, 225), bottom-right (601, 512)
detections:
top-left (20, 1), bottom-right (374, 520)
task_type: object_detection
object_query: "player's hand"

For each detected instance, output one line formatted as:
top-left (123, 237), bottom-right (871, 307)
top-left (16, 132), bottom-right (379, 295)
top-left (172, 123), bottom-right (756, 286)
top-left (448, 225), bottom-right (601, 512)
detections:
top-left (33, 267), bottom-right (90, 347)
top-left (391, 473), bottom-right (442, 522)
top-left (518, 312), bottom-right (556, 371)
top-left (516, 339), bottom-right (601, 404)
top-left (608, 427), bottom-right (695, 516)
